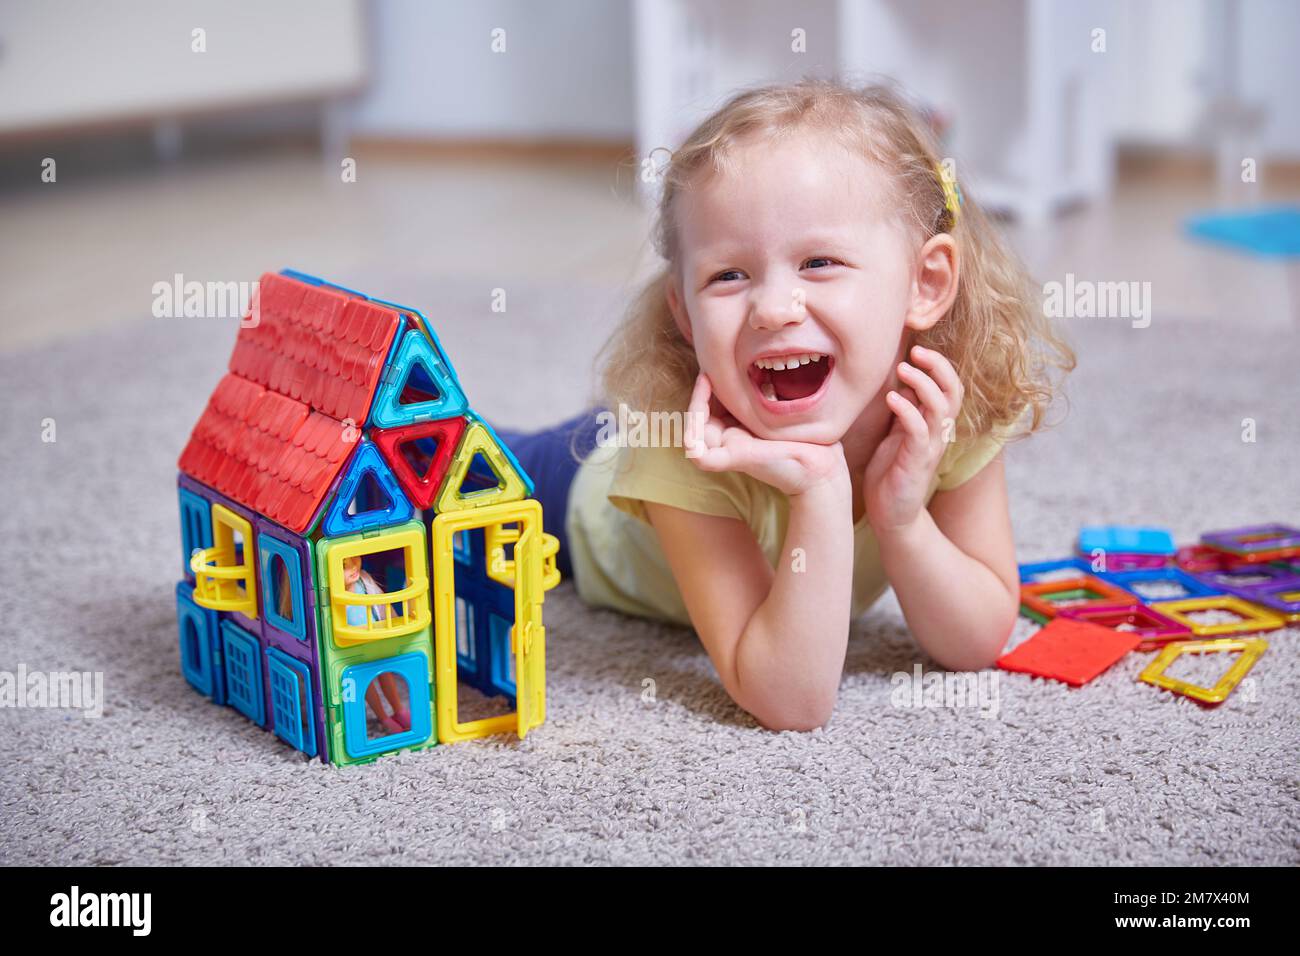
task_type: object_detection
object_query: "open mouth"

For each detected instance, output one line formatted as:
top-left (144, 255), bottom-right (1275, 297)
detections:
top-left (748, 352), bottom-right (834, 407)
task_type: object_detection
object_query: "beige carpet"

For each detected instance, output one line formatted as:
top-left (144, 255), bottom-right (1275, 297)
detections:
top-left (1, 274), bottom-right (1296, 865)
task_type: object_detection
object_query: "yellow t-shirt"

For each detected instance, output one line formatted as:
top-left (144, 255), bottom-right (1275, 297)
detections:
top-left (565, 428), bottom-right (1009, 627)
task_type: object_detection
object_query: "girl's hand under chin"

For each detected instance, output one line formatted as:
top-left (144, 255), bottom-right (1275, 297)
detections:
top-left (863, 344), bottom-right (965, 533)
top-left (684, 371), bottom-right (848, 497)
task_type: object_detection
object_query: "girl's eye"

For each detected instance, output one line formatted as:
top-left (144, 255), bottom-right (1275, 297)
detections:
top-left (711, 269), bottom-right (744, 283)
top-left (803, 257), bottom-right (839, 270)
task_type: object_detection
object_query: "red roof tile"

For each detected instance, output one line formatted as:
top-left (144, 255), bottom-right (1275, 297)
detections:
top-left (179, 272), bottom-right (404, 534)
top-left (179, 373), bottom-right (360, 534)
top-left (229, 272), bottom-right (401, 426)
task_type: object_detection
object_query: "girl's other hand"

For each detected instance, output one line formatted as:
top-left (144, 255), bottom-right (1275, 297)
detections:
top-left (684, 371), bottom-right (847, 497)
top-left (863, 344), bottom-right (964, 533)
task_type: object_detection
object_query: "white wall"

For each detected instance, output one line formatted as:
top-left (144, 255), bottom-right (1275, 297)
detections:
top-left (1109, 0), bottom-right (1208, 145)
top-left (1237, 0), bottom-right (1300, 156)
top-left (347, 0), bottom-right (635, 140)
top-left (1110, 0), bottom-right (1300, 158)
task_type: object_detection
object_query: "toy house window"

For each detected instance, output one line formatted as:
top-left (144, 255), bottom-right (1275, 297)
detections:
top-left (259, 534), bottom-right (306, 641)
top-left (267, 648), bottom-right (317, 757)
top-left (455, 596), bottom-right (476, 667)
top-left (364, 671), bottom-right (410, 740)
top-left (326, 528), bottom-right (431, 646)
top-left (399, 362), bottom-right (442, 404)
top-left (453, 530), bottom-right (471, 565)
top-left (178, 488), bottom-right (213, 580)
top-left (346, 548), bottom-right (406, 626)
top-left (346, 469), bottom-right (394, 517)
top-left (176, 589), bottom-right (217, 699)
top-left (220, 621), bottom-right (264, 726)
top-left (271, 556), bottom-right (292, 616)
top-left (192, 504), bottom-right (258, 619)
top-left (399, 435), bottom-right (443, 484)
top-left (182, 617), bottom-right (202, 680)
top-left (489, 612), bottom-right (516, 697)
top-left (340, 652), bottom-right (432, 759)
top-left (462, 451), bottom-right (505, 498)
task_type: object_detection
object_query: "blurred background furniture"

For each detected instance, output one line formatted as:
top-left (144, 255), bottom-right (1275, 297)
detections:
top-left (0, 0), bottom-right (366, 158)
top-left (635, 0), bottom-right (1118, 223)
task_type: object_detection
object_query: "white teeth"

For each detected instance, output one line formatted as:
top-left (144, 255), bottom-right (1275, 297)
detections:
top-left (754, 352), bottom-right (826, 370)
top-left (760, 381), bottom-right (777, 401)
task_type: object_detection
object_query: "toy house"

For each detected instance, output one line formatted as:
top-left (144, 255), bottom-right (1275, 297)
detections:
top-left (175, 269), bottom-right (559, 766)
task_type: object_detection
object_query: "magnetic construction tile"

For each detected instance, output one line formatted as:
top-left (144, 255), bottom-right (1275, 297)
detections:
top-left (997, 617), bottom-right (1140, 687)
top-left (1019, 574), bottom-right (1136, 620)
top-left (1148, 595), bottom-right (1285, 637)
top-left (1138, 637), bottom-right (1269, 706)
top-left (179, 374), bottom-right (360, 534)
top-left (1077, 525), bottom-right (1175, 556)
top-left (373, 416), bottom-right (467, 510)
top-left (229, 272), bottom-right (402, 424)
top-left (1057, 601), bottom-right (1190, 650)
top-left (179, 272), bottom-right (407, 534)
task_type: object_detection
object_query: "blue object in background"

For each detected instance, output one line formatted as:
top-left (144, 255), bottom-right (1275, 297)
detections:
top-left (1185, 206), bottom-right (1300, 258)
top-left (1078, 525), bottom-right (1175, 556)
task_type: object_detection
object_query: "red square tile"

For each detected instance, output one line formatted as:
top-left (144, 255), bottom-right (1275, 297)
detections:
top-left (997, 617), bottom-right (1140, 687)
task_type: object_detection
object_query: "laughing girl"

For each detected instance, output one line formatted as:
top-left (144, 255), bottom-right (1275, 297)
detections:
top-left (499, 79), bottom-right (1073, 730)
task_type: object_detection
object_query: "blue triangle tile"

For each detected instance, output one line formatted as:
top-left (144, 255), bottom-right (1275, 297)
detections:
top-left (322, 440), bottom-right (415, 536)
top-left (370, 328), bottom-right (468, 428)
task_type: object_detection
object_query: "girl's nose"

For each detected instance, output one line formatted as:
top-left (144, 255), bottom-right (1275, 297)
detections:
top-left (748, 285), bottom-right (806, 331)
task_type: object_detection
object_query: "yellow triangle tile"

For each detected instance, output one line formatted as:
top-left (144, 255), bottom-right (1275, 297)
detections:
top-left (434, 422), bottom-right (528, 513)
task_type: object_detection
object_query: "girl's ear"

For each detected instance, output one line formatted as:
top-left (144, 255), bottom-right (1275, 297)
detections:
top-left (665, 272), bottom-right (693, 345)
top-left (905, 233), bottom-right (959, 332)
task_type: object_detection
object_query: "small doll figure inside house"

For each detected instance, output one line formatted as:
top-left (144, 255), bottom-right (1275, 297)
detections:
top-left (342, 555), bottom-right (410, 735)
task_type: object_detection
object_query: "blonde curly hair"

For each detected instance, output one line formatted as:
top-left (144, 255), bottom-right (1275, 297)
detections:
top-left (597, 78), bottom-right (1073, 443)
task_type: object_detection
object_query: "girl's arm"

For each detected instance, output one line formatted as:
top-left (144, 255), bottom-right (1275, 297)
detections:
top-left (644, 373), bottom-right (855, 731)
top-left (875, 456), bottom-right (1018, 671)
top-left (646, 469), bottom-right (853, 732)
top-left (864, 345), bottom-right (1018, 670)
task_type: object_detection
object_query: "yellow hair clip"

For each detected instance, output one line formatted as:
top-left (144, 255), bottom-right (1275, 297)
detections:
top-left (937, 162), bottom-right (962, 226)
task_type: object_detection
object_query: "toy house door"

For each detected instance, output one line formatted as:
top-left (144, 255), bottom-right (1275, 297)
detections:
top-left (513, 522), bottom-right (546, 738)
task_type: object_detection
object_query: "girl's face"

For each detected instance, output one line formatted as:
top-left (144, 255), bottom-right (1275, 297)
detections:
top-left (668, 135), bottom-right (948, 445)
top-left (343, 557), bottom-right (361, 587)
